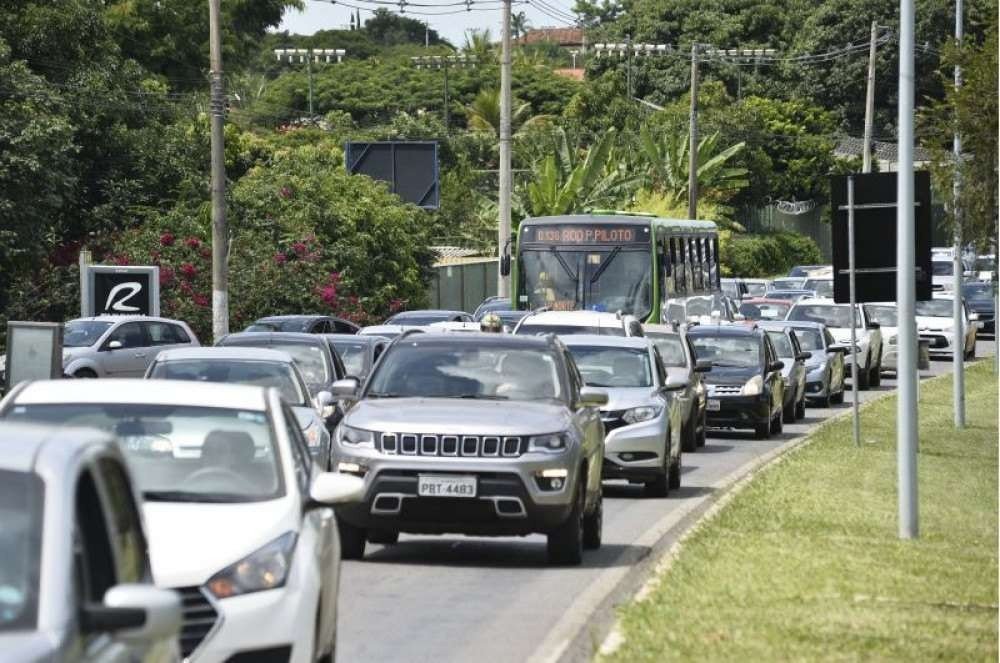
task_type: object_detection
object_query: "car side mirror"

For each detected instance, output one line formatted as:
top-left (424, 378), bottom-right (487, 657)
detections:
top-left (663, 378), bottom-right (689, 391)
top-left (769, 361), bottom-right (785, 372)
top-left (969, 312), bottom-right (980, 321)
top-left (694, 359), bottom-right (712, 373)
top-left (867, 321), bottom-right (881, 330)
top-left (500, 254), bottom-right (511, 276)
top-left (330, 378), bottom-right (360, 400)
top-left (309, 472), bottom-right (365, 506)
top-left (828, 344), bottom-right (848, 354)
top-left (106, 340), bottom-right (123, 351)
top-left (83, 584), bottom-right (181, 641)
top-left (314, 390), bottom-right (335, 410)
top-left (578, 386), bottom-right (608, 408)
top-left (797, 351), bottom-right (812, 361)
top-left (732, 313), bottom-right (746, 321)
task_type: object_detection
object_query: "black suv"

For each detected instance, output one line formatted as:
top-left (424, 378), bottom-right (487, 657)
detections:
top-left (686, 325), bottom-right (786, 439)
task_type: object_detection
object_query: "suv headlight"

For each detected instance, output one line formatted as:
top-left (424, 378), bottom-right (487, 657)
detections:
top-left (206, 532), bottom-right (296, 599)
top-left (338, 424), bottom-right (375, 449)
top-left (741, 375), bottom-right (764, 396)
top-left (622, 406), bottom-right (662, 424)
top-left (528, 433), bottom-right (568, 454)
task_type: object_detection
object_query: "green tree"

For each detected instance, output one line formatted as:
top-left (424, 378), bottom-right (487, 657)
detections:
top-left (639, 126), bottom-right (749, 204)
top-left (463, 28), bottom-right (496, 62)
top-left (465, 88), bottom-right (550, 135)
top-left (512, 12), bottom-right (531, 41)
top-left (363, 8), bottom-right (445, 47)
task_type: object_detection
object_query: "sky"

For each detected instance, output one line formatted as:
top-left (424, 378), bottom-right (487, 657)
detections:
top-left (277, 0), bottom-right (576, 46)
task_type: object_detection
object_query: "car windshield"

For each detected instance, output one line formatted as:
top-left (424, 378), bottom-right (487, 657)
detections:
top-left (915, 300), bottom-right (954, 317)
top-left (0, 470), bottom-right (43, 632)
top-left (330, 341), bottom-right (369, 377)
top-left (474, 301), bottom-right (511, 319)
top-left (803, 279), bottom-right (834, 297)
top-left (248, 319), bottom-right (312, 332)
top-left (690, 335), bottom-right (762, 368)
top-left (788, 304), bottom-right (860, 328)
top-left (520, 248), bottom-right (652, 318)
top-left (567, 346), bottom-right (652, 388)
top-left (793, 328), bottom-right (825, 351)
top-left (649, 336), bottom-right (688, 367)
top-left (63, 321), bottom-right (113, 348)
top-left (771, 278), bottom-right (804, 290)
top-left (963, 283), bottom-right (993, 298)
top-left (720, 282), bottom-right (740, 299)
top-left (268, 343), bottom-right (329, 385)
top-left (932, 261), bottom-right (953, 276)
top-left (866, 305), bottom-right (899, 327)
top-left (386, 312), bottom-right (453, 325)
top-left (515, 323), bottom-right (625, 337)
top-left (739, 301), bottom-right (790, 321)
top-left (765, 331), bottom-right (794, 357)
top-left (367, 343), bottom-right (563, 401)
top-left (6, 404), bottom-right (283, 502)
top-left (495, 311), bottom-right (529, 325)
top-left (744, 282), bottom-right (768, 297)
top-left (974, 257), bottom-right (995, 271)
top-left (767, 291), bottom-right (807, 301)
top-left (149, 360), bottom-right (306, 406)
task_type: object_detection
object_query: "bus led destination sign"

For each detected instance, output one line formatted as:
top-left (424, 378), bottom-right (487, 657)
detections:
top-left (525, 225), bottom-right (646, 245)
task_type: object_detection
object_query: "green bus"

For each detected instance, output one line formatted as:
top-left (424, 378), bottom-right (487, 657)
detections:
top-left (509, 213), bottom-right (721, 323)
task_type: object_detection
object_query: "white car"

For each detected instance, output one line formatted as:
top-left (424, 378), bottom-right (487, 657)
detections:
top-left (61, 316), bottom-right (200, 378)
top-left (0, 379), bottom-right (363, 663)
top-left (786, 299), bottom-right (883, 389)
top-left (357, 324), bottom-right (424, 340)
top-left (931, 257), bottom-right (974, 292)
top-left (914, 296), bottom-right (978, 360)
top-left (427, 320), bottom-right (483, 333)
top-left (513, 310), bottom-right (643, 336)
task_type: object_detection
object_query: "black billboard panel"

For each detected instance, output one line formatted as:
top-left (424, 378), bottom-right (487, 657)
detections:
top-left (830, 172), bottom-right (932, 303)
top-left (345, 141), bottom-right (440, 209)
top-left (84, 266), bottom-right (160, 317)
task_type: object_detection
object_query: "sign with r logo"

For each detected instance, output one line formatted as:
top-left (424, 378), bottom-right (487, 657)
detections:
top-left (83, 266), bottom-right (160, 317)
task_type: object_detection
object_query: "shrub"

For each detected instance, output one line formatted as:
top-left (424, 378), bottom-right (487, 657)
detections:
top-left (721, 231), bottom-right (823, 278)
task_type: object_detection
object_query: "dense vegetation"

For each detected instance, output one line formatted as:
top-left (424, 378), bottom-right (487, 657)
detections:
top-left (0, 0), bottom-right (996, 334)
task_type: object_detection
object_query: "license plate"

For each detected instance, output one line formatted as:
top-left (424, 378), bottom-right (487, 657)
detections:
top-left (417, 475), bottom-right (477, 498)
top-left (707, 399), bottom-right (721, 412)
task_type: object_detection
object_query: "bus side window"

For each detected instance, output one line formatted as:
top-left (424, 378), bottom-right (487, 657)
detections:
top-left (712, 236), bottom-right (721, 289)
top-left (671, 237), bottom-right (686, 296)
top-left (660, 237), bottom-right (676, 298)
top-left (692, 237), bottom-right (704, 291)
top-left (704, 237), bottom-right (716, 289)
top-left (698, 237), bottom-right (710, 291)
top-left (683, 237), bottom-right (696, 293)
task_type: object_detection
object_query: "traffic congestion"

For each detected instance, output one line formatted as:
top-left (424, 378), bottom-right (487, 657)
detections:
top-left (0, 213), bottom-right (995, 662)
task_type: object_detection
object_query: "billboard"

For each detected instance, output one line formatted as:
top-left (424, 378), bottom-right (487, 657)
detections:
top-left (82, 265), bottom-right (160, 317)
top-left (345, 141), bottom-right (440, 209)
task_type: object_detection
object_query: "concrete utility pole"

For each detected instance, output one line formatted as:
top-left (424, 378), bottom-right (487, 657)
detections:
top-left (498, 0), bottom-right (513, 297)
top-left (687, 43), bottom-right (699, 219)
top-left (897, 0), bottom-right (919, 540)
top-left (951, 0), bottom-right (966, 428)
top-left (208, 0), bottom-right (228, 342)
top-left (862, 21), bottom-right (879, 173)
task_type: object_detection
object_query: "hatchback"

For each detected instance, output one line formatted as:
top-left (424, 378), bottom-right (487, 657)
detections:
top-left (62, 316), bottom-right (199, 378)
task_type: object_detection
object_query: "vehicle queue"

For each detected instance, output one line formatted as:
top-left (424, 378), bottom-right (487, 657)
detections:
top-left (0, 212), bottom-right (993, 662)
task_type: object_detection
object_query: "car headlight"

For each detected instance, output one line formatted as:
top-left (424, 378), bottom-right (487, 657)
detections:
top-left (741, 375), bottom-right (764, 396)
top-left (337, 424), bottom-right (375, 449)
top-left (206, 532), bottom-right (297, 599)
top-left (528, 433), bottom-right (568, 454)
top-left (622, 406), bottom-right (662, 424)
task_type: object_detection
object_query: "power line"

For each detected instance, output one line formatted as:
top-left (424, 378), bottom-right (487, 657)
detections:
top-left (310, 0), bottom-right (525, 15)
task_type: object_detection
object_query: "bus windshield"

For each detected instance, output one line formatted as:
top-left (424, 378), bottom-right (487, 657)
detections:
top-left (520, 247), bottom-right (652, 318)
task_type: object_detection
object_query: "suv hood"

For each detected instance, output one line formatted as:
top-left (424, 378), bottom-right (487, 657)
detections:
top-left (915, 315), bottom-right (955, 333)
top-left (597, 387), bottom-right (663, 412)
top-left (702, 365), bottom-right (757, 386)
top-left (346, 397), bottom-right (572, 436)
top-left (143, 498), bottom-right (296, 588)
top-left (828, 327), bottom-right (871, 345)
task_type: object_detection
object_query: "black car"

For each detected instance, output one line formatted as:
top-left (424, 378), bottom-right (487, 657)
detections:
top-left (384, 310), bottom-right (474, 326)
top-left (322, 333), bottom-right (390, 382)
top-left (245, 314), bottom-right (360, 335)
top-left (686, 325), bottom-right (786, 439)
top-left (962, 282), bottom-right (996, 335)
top-left (473, 297), bottom-right (511, 320)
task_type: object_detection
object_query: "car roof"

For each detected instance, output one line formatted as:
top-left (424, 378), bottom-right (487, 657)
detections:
top-left (11, 379), bottom-right (269, 410)
top-left (790, 298), bottom-right (846, 307)
top-left (780, 320), bottom-right (827, 329)
top-left (70, 315), bottom-right (186, 324)
top-left (153, 347), bottom-right (295, 363)
top-left (391, 309), bottom-right (467, 316)
top-left (359, 325), bottom-right (423, 334)
top-left (642, 323), bottom-right (681, 335)
top-left (560, 334), bottom-right (652, 349)
top-left (687, 324), bottom-right (761, 337)
top-left (220, 331), bottom-right (326, 345)
top-left (256, 315), bottom-right (324, 321)
top-left (520, 310), bottom-right (625, 324)
top-left (399, 331), bottom-right (555, 349)
top-left (740, 298), bottom-right (792, 305)
top-left (0, 423), bottom-right (119, 474)
top-left (322, 333), bottom-right (384, 344)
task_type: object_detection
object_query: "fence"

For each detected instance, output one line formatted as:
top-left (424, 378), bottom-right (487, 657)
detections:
top-left (741, 204), bottom-right (832, 260)
top-left (427, 257), bottom-right (498, 312)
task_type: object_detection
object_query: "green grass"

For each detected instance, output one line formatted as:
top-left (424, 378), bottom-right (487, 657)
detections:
top-left (604, 362), bottom-right (999, 662)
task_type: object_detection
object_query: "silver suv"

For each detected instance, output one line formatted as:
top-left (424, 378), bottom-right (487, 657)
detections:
top-left (61, 316), bottom-right (199, 378)
top-left (329, 332), bottom-right (608, 565)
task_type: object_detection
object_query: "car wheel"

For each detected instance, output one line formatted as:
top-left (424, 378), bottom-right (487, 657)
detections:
top-left (547, 477), bottom-right (585, 565)
top-left (367, 529), bottom-right (399, 545)
top-left (782, 399), bottom-right (795, 424)
top-left (870, 352), bottom-right (882, 387)
top-left (338, 520), bottom-right (366, 560)
top-left (74, 369), bottom-right (97, 378)
top-left (582, 489), bottom-right (602, 550)
top-left (795, 398), bottom-right (806, 420)
top-left (770, 410), bottom-right (783, 434)
top-left (681, 417), bottom-right (697, 453)
top-left (856, 355), bottom-right (871, 390)
top-left (831, 388), bottom-right (845, 405)
top-left (754, 421), bottom-right (770, 439)
top-left (696, 411), bottom-right (707, 447)
top-left (966, 342), bottom-right (975, 360)
top-left (667, 453), bottom-right (681, 490)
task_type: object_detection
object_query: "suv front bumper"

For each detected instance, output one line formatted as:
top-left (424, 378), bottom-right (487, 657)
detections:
top-left (705, 394), bottom-right (771, 429)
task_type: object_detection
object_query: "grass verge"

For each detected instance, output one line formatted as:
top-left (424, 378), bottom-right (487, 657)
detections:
top-left (603, 361), bottom-right (998, 661)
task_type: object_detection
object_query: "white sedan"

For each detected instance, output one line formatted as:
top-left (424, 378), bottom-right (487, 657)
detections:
top-left (914, 296), bottom-right (979, 360)
top-left (0, 379), bottom-right (363, 663)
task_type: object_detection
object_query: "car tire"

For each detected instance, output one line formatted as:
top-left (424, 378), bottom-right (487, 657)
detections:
top-left (338, 521), bottom-right (366, 560)
top-left (667, 453), bottom-right (681, 490)
top-left (582, 489), bottom-right (602, 550)
top-left (681, 417), bottom-right (697, 453)
top-left (870, 352), bottom-right (882, 387)
top-left (966, 342), bottom-right (975, 360)
top-left (547, 478), bottom-right (585, 565)
top-left (696, 411), bottom-right (707, 447)
top-left (856, 355), bottom-right (871, 390)
top-left (782, 399), bottom-right (795, 424)
top-left (74, 369), bottom-right (97, 378)
top-left (754, 421), bottom-right (770, 439)
top-left (795, 398), bottom-right (806, 420)
top-left (367, 529), bottom-right (399, 545)
top-left (831, 388), bottom-right (845, 405)
top-left (770, 410), bottom-right (783, 435)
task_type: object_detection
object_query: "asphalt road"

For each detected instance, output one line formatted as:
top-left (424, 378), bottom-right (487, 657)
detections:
top-left (337, 338), bottom-right (996, 663)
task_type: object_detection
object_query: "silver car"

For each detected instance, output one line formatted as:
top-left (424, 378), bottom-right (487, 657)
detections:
top-left (329, 332), bottom-right (608, 565)
top-left (144, 347), bottom-right (335, 469)
top-left (561, 335), bottom-right (686, 497)
top-left (62, 316), bottom-right (200, 378)
top-left (643, 324), bottom-right (712, 450)
top-left (0, 423), bottom-right (181, 662)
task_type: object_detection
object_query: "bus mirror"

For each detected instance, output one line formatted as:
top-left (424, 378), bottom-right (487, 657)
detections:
top-left (500, 254), bottom-right (511, 276)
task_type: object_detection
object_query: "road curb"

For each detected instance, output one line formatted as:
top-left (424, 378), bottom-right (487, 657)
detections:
top-left (526, 383), bottom-right (910, 663)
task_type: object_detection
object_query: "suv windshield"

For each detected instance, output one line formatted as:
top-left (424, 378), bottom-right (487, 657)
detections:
top-left (963, 283), bottom-right (993, 298)
top-left (520, 248), bottom-right (652, 318)
top-left (690, 335), bottom-right (762, 368)
top-left (329, 340), bottom-right (369, 377)
top-left (740, 301), bottom-right (790, 321)
top-left (866, 305), bottom-right (899, 327)
top-left (149, 360), bottom-right (306, 406)
top-left (932, 261), bottom-right (953, 276)
top-left (566, 346), bottom-right (652, 388)
top-left (64, 321), bottom-right (113, 348)
top-left (647, 335), bottom-right (688, 367)
top-left (793, 328), bottom-right (825, 351)
top-left (367, 343), bottom-right (563, 401)
top-left (0, 470), bottom-right (42, 632)
top-left (915, 300), bottom-right (954, 317)
top-left (247, 319), bottom-right (312, 332)
top-left (788, 304), bottom-right (860, 328)
top-left (765, 331), bottom-right (794, 357)
top-left (6, 404), bottom-right (283, 503)
top-left (803, 279), bottom-right (834, 297)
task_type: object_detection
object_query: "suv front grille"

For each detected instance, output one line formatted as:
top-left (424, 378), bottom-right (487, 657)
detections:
top-left (709, 384), bottom-right (742, 396)
top-left (378, 433), bottom-right (524, 457)
top-left (175, 586), bottom-right (219, 658)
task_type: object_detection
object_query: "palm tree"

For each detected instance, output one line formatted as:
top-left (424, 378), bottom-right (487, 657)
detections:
top-left (465, 88), bottom-right (550, 135)
top-left (463, 28), bottom-right (495, 62)
top-left (512, 12), bottom-right (530, 41)
top-left (639, 126), bottom-right (749, 201)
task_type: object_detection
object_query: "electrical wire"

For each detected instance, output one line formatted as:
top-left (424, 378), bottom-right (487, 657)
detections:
top-left (528, 0), bottom-right (579, 22)
top-left (309, 0), bottom-right (526, 15)
top-left (524, 0), bottom-right (579, 25)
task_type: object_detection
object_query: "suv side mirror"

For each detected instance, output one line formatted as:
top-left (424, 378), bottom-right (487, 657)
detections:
top-left (797, 351), bottom-right (812, 361)
top-left (694, 359), bottom-right (712, 373)
top-left (828, 344), bottom-right (848, 354)
top-left (867, 321), bottom-right (881, 330)
top-left (106, 340), bottom-right (123, 351)
top-left (578, 387), bottom-right (608, 408)
top-left (83, 584), bottom-right (181, 641)
top-left (769, 360), bottom-right (785, 372)
top-left (330, 378), bottom-right (360, 400)
top-left (663, 377), bottom-right (689, 391)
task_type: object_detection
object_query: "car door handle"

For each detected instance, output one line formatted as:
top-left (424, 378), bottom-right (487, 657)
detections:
top-left (133, 353), bottom-right (146, 358)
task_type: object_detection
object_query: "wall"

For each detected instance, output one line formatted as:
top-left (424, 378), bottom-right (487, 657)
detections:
top-left (427, 258), bottom-right (498, 312)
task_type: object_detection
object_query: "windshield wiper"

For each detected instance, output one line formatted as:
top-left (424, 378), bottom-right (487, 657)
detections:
top-left (142, 490), bottom-right (254, 503)
top-left (455, 394), bottom-right (510, 400)
top-left (367, 392), bottom-right (406, 398)
top-left (711, 361), bottom-right (752, 368)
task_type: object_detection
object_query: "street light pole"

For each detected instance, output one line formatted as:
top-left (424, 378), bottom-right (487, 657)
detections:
top-left (951, 0), bottom-right (965, 429)
top-left (208, 0), bottom-right (228, 342)
top-left (274, 48), bottom-right (346, 119)
top-left (411, 55), bottom-right (477, 132)
top-left (498, 0), bottom-right (513, 297)
top-left (687, 43), bottom-right (699, 219)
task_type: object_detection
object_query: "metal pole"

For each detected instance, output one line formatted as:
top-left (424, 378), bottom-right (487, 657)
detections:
top-left (952, 0), bottom-right (965, 428)
top-left (897, 0), bottom-right (919, 539)
top-left (208, 0), bottom-right (229, 342)
top-left (687, 43), bottom-right (699, 219)
top-left (78, 249), bottom-right (91, 317)
top-left (863, 21), bottom-right (878, 173)
top-left (848, 176), bottom-right (861, 447)
top-left (306, 52), bottom-right (314, 117)
top-left (497, 0), bottom-right (512, 297)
